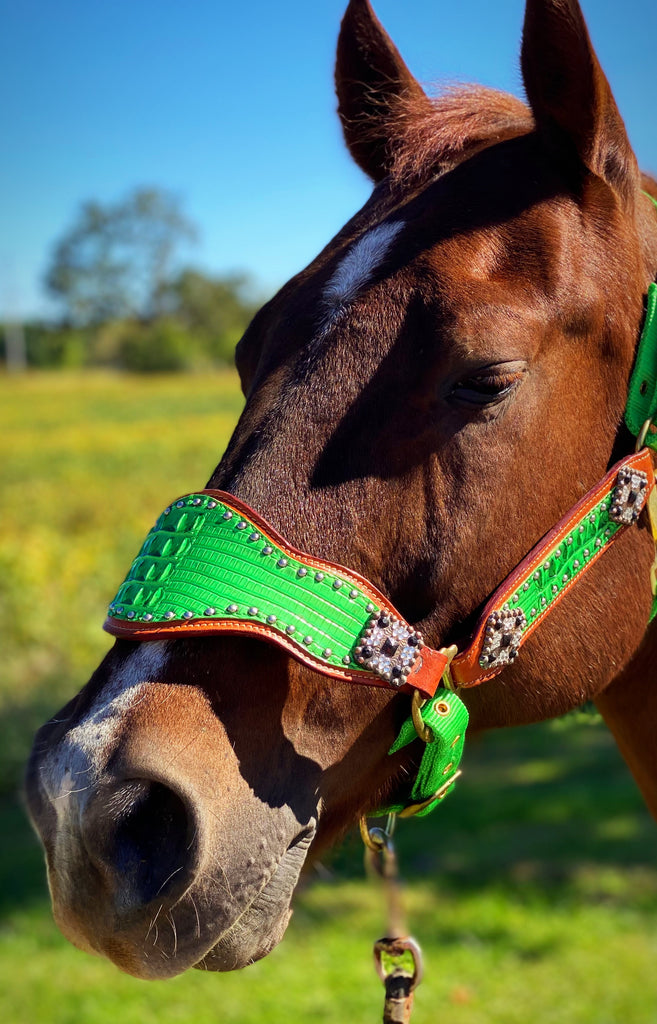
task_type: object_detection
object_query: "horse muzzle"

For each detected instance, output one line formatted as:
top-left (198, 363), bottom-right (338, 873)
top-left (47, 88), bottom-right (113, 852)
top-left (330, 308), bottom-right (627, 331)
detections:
top-left (25, 652), bottom-right (318, 979)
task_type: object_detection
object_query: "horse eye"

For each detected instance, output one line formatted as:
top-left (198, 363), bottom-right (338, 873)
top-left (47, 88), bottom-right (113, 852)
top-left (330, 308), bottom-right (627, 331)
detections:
top-left (450, 370), bottom-right (523, 408)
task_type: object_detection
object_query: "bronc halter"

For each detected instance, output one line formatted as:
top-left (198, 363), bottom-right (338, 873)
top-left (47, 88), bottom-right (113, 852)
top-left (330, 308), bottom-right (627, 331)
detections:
top-left (106, 194), bottom-right (657, 819)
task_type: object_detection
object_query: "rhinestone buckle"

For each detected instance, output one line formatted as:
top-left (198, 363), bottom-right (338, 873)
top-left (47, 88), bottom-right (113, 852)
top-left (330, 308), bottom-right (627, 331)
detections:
top-left (479, 606), bottom-right (527, 670)
top-left (354, 613), bottom-right (423, 687)
top-left (609, 467), bottom-right (649, 526)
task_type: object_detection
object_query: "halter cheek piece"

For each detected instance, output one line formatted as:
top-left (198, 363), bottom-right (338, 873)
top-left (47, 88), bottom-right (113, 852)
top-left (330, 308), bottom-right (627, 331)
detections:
top-left (105, 193), bottom-right (657, 817)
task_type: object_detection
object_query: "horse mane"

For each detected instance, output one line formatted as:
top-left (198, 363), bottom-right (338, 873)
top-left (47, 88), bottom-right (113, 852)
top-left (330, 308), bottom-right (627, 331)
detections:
top-left (382, 84), bottom-right (535, 186)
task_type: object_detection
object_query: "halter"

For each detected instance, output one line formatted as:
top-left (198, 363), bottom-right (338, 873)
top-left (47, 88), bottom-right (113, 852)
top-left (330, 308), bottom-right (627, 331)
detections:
top-left (105, 192), bottom-right (657, 817)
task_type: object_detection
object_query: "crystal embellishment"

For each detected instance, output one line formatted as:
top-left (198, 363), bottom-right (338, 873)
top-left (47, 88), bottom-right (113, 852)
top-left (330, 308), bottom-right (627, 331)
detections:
top-left (354, 613), bottom-right (422, 687)
top-left (609, 467), bottom-right (649, 526)
top-left (479, 606), bottom-right (527, 669)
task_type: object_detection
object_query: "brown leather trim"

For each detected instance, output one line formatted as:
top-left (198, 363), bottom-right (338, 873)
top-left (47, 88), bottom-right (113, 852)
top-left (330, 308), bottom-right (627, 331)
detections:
top-left (104, 488), bottom-right (448, 698)
top-left (451, 448), bottom-right (655, 687)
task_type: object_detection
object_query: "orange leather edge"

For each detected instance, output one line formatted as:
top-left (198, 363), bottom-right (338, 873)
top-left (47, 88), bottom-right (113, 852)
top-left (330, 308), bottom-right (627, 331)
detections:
top-left (451, 448), bottom-right (655, 688)
top-left (104, 488), bottom-right (447, 698)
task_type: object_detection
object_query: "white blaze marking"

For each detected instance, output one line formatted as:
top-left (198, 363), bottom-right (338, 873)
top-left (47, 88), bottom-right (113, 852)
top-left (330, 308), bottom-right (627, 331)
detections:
top-left (323, 221), bottom-right (405, 311)
top-left (43, 642), bottom-right (171, 804)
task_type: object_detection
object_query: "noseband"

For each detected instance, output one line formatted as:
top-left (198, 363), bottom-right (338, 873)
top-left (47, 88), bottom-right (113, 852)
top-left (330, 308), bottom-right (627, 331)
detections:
top-left (105, 194), bottom-right (657, 816)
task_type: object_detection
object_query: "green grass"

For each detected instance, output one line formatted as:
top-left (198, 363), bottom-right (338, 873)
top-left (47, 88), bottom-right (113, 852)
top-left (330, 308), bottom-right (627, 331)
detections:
top-left (1, 371), bottom-right (657, 1023)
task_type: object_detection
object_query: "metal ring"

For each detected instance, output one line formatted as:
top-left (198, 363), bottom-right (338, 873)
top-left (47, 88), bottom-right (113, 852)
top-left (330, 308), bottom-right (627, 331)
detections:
top-left (359, 816), bottom-right (395, 852)
top-left (636, 418), bottom-right (655, 452)
top-left (373, 936), bottom-right (424, 990)
top-left (411, 689), bottom-right (434, 743)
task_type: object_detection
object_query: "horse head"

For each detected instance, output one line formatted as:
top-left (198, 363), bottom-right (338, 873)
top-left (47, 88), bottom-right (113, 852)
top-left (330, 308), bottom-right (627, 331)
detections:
top-left (26, 0), bottom-right (657, 980)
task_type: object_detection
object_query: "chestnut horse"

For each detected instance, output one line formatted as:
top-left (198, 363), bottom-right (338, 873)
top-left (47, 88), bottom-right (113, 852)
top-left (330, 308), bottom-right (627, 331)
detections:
top-left (27, 0), bottom-right (657, 980)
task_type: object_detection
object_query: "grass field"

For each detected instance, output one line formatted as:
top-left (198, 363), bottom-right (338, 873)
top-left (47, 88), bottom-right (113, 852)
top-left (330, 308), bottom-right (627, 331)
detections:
top-left (1, 371), bottom-right (657, 1023)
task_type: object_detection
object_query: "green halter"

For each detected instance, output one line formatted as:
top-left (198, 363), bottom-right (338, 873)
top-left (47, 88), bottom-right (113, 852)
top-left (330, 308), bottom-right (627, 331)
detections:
top-left (105, 190), bottom-right (657, 818)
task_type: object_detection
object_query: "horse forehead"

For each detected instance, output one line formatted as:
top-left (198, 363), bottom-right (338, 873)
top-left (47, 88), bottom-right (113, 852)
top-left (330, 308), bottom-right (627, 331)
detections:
top-left (322, 220), bottom-right (405, 312)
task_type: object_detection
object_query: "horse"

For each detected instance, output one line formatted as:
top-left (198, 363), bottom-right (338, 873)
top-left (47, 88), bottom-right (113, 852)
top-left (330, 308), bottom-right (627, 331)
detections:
top-left (26, 0), bottom-right (657, 981)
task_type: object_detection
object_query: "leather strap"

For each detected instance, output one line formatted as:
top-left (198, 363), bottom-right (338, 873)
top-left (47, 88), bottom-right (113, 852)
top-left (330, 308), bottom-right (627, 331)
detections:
top-left (451, 448), bottom-right (654, 686)
top-left (106, 450), bottom-right (652, 697)
top-left (105, 490), bottom-right (449, 698)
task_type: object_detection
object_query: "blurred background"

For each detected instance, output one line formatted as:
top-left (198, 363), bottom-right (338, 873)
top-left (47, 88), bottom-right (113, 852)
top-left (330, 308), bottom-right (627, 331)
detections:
top-left (2, 2), bottom-right (657, 1021)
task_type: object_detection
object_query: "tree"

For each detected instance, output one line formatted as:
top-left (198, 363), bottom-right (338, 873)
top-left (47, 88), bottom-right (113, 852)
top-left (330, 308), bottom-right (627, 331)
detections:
top-left (157, 269), bottom-right (260, 362)
top-left (45, 188), bottom-right (197, 325)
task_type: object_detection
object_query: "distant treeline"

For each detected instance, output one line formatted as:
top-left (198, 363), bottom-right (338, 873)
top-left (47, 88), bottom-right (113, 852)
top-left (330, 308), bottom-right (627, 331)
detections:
top-left (3, 187), bottom-right (265, 372)
top-left (11, 269), bottom-right (261, 372)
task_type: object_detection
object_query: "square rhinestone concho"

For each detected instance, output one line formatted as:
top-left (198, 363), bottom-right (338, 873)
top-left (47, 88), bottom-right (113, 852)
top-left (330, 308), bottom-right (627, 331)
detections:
top-left (609, 467), bottom-right (649, 526)
top-left (354, 613), bottom-right (423, 687)
top-left (479, 606), bottom-right (527, 670)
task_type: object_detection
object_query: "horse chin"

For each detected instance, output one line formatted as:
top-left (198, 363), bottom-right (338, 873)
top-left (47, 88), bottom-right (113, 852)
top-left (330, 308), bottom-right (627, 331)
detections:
top-left (193, 822), bottom-right (316, 973)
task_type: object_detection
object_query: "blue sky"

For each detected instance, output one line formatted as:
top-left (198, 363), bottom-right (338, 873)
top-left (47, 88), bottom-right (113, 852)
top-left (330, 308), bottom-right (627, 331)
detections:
top-left (2, 0), bottom-right (656, 319)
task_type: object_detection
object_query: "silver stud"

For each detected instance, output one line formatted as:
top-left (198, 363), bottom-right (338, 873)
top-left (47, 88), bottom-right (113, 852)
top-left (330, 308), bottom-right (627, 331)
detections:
top-left (303, 635), bottom-right (313, 645)
top-left (164, 507), bottom-right (171, 515)
top-left (286, 625), bottom-right (295, 635)
top-left (349, 589), bottom-right (358, 599)
top-left (333, 579), bottom-right (343, 590)
top-left (322, 648), bottom-right (332, 659)
top-left (566, 536), bottom-right (573, 545)
top-left (605, 528), bottom-right (611, 537)
top-left (600, 502), bottom-right (607, 511)
top-left (267, 614), bottom-right (277, 624)
top-left (127, 610), bottom-right (135, 619)
top-left (512, 593), bottom-right (519, 603)
top-left (552, 584), bottom-right (558, 593)
top-left (237, 522), bottom-right (247, 530)
top-left (176, 500), bottom-right (184, 508)
top-left (227, 603), bottom-right (238, 613)
top-left (555, 549), bottom-right (562, 558)
top-left (278, 557), bottom-right (288, 568)
top-left (183, 610), bottom-right (194, 619)
top-left (207, 500), bottom-right (217, 509)
top-left (249, 532), bottom-right (260, 542)
top-left (366, 603), bottom-right (375, 613)
top-left (204, 607), bottom-right (215, 616)
top-left (573, 560), bottom-right (580, 568)
top-left (583, 548), bottom-right (590, 557)
top-left (297, 567), bottom-right (308, 577)
top-left (248, 606), bottom-right (258, 616)
top-left (562, 574), bottom-right (568, 583)
top-left (164, 610), bottom-right (175, 619)
top-left (531, 608), bottom-right (537, 616)
top-left (223, 510), bottom-right (233, 520)
top-left (314, 572), bottom-right (324, 582)
top-left (595, 537), bottom-right (602, 547)
top-left (262, 545), bottom-right (273, 555)
top-left (533, 571), bottom-right (540, 580)
top-left (541, 597), bottom-right (547, 606)
top-left (579, 525), bottom-right (584, 533)
top-left (192, 497), bottom-right (202, 505)
top-left (143, 612), bottom-right (153, 621)
top-left (342, 655), bottom-right (351, 665)
top-left (523, 582), bottom-right (530, 591)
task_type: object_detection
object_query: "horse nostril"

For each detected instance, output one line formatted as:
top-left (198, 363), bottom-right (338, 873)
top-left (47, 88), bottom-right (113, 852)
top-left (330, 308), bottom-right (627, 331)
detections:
top-left (84, 779), bottom-right (197, 909)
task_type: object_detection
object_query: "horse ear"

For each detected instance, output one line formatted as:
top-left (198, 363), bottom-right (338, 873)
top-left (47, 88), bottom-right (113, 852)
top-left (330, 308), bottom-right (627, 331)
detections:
top-left (521, 0), bottom-right (639, 205)
top-left (335, 0), bottom-right (430, 181)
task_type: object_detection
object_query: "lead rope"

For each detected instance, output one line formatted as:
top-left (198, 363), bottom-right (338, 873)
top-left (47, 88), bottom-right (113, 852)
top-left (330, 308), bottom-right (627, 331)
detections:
top-left (360, 815), bottom-right (423, 1024)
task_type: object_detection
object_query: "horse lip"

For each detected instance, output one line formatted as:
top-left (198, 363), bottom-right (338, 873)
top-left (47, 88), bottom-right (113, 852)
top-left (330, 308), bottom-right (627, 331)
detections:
top-left (193, 820), bottom-right (317, 972)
